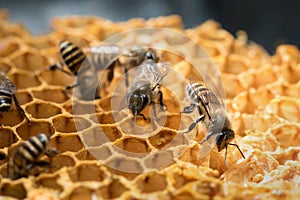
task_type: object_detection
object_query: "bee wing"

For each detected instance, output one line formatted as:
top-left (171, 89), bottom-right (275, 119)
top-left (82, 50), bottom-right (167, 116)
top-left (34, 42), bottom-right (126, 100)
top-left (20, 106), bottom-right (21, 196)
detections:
top-left (85, 45), bottom-right (122, 54)
top-left (203, 74), bottom-right (226, 110)
top-left (198, 132), bottom-right (218, 158)
top-left (135, 61), bottom-right (171, 86)
top-left (0, 71), bottom-right (17, 94)
top-left (187, 77), bottom-right (222, 119)
top-left (85, 45), bottom-right (125, 70)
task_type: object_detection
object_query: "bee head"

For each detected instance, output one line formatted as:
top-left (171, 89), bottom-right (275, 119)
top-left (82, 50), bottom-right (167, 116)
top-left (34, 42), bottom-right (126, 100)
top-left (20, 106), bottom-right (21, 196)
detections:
top-left (216, 129), bottom-right (235, 151)
top-left (128, 93), bottom-right (148, 120)
top-left (144, 49), bottom-right (158, 62)
top-left (128, 48), bottom-right (158, 67)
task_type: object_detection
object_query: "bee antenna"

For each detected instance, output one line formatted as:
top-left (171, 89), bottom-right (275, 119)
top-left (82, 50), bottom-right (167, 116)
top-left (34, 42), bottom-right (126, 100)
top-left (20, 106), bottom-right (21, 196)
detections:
top-left (229, 143), bottom-right (245, 159)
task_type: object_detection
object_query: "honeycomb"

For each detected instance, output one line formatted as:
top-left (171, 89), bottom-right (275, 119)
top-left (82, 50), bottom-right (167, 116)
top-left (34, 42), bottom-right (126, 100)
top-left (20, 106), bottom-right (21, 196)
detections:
top-left (0, 8), bottom-right (300, 199)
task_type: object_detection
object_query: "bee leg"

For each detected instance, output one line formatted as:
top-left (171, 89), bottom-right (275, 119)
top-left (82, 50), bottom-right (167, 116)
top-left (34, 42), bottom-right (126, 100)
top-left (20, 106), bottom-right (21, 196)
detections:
top-left (181, 104), bottom-right (196, 114)
top-left (229, 143), bottom-right (245, 159)
top-left (158, 91), bottom-right (166, 111)
top-left (139, 113), bottom-right (147, 121)
top-left (12, 95), bottom-right (30, 123)
top-left (132, 113), bottom-right (146, 125)
top-left (181, 114), bottom-right (205, 133)
top-left (196, 105), bottom-right (203, 116)
top-left (124, 65), bottom-right (129, 88)
top-left (45, 148), bottom-right (59, 158)
top-left (107, 61), bottom-right (117, 83)
top-left (30, 160), bottom-right (52, 176)
top-left (44, 148), bottom-right (59, 173)
top-left (49, 62), bottom-right (62, 71)
top-left (25, 163), bottom-right (35, 171)
top-left (35, 160), bottom-right (50, 168)
top-left (66, 82), bottom-right (80, 90)
top-left (49, 62), bottom-right (72, 76)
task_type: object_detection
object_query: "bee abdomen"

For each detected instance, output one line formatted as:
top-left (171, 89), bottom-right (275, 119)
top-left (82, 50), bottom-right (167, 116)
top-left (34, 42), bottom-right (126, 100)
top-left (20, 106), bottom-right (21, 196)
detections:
top-left (59, 41), bottom-right (86, 75)
top-left (13, 134), bottom-right (49, 168)
top-left (90, 53), bottom-right (116, 70)
top-left (29, 134), bottom-right (48, 153)
top-left (0, 91), bottom-right (12, 113)
top-left (186, 83), bottom-right (209, 103)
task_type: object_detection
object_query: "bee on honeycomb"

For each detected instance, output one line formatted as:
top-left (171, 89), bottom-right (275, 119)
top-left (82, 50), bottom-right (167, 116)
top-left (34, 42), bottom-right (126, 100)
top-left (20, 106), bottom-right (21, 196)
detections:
top-left (0, 9), bottom-right (299, 200)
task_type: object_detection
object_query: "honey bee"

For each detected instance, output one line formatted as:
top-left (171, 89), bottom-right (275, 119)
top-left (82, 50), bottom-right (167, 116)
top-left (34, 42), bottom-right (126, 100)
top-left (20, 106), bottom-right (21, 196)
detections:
top-left (80, 45), bottom-right (159, 90)
top-left (83, 44), bottom-right (159, 87)
top-left (49, 40), bottom-right (100, 100)
top-left (126, 60), bottom-right (171, 123)
top-left (0, 70), bottom-right (30, 123)
top-left (50, 40), bottom-right (159, 100)
top-left (181, 81), bottom-right (245, 163)
top-left (8, 133), bottom-right (58, 180)
top-left (86, 45), bottom-right (124, 84)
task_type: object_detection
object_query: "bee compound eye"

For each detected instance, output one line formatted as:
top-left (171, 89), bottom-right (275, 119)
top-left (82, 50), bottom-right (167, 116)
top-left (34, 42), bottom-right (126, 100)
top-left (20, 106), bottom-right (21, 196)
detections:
top-left (141, 94), bottom-right (149, 105)
top-left (145, 51), bottom-right (155, 60)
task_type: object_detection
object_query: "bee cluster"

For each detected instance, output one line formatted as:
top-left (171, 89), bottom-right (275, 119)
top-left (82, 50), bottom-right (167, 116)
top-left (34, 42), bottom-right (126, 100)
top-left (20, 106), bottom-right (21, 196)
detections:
top-left (0, 9), bottom-right (300, 199)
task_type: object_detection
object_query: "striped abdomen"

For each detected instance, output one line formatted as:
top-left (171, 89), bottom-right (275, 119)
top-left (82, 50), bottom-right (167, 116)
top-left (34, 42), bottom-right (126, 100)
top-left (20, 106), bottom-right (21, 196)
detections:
top-left (0, 91), bottom-right (12, 113)
top-left (10, 134), bottom-right (50, 179)
top-left (185, 82), bottom-right (221, 118)
top-left (186, 83), bottom-right (209, 104)
top-left (59, 40), bottom-right (86, 75)
top-left (88, 45), bottom-right (121, 71)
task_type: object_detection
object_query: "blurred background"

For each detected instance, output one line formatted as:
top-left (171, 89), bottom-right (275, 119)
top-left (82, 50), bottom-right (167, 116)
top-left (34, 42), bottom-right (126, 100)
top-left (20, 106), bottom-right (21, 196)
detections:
top-left (1, 0), bottom-right (300, 53)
